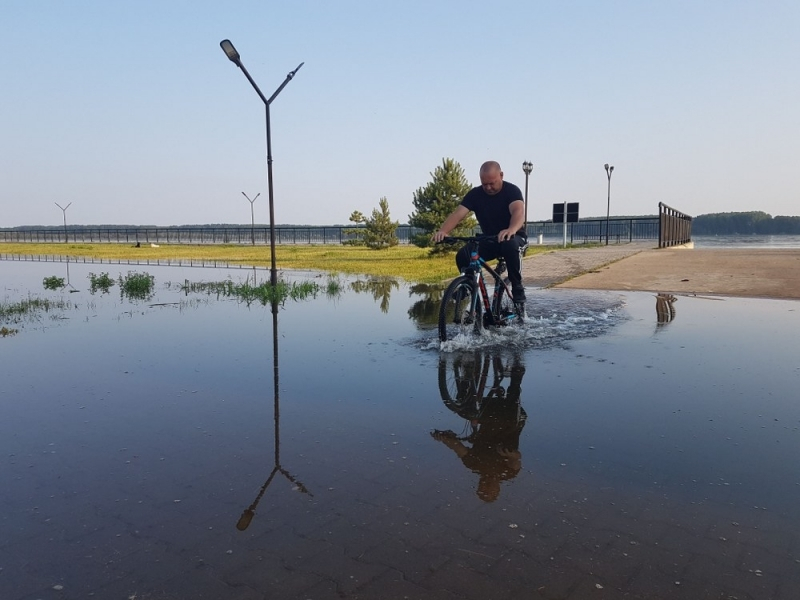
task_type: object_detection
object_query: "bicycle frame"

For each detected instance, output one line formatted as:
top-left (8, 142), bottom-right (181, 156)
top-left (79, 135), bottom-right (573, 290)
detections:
top-left (462, 239), bottom-right (515, 327)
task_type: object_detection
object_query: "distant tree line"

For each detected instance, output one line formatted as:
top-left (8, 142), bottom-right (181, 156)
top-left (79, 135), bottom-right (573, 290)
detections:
top-left (693, 211), bottom-right (800, 235)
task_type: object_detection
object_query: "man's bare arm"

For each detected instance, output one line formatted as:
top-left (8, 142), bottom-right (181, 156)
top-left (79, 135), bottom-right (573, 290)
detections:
top-left (498, 200), bottom-right (525, 241)
top-left (433, 205), bottom-right (470, 242)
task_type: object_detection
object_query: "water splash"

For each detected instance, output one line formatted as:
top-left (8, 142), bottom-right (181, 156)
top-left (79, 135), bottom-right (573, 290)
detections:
top-left (428, 289), bottom-right (627, 352)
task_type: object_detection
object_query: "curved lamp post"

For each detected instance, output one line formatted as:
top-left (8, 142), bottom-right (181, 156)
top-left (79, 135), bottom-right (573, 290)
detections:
top-left (242, 191), bottom-right (260, 246)
top-left (604, 163), bottom-right (614, 245)
top-left (220, 39), bottom-right (304, 286)
top-left (522, 161), bottom-right (533, 231)
top-left (55, 202), bottom-right (72, 243)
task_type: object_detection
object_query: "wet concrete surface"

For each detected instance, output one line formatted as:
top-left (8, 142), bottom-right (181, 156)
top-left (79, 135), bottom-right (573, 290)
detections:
top-left (521, 243), bottom-right (652, 288)
top-left (2, 259), bottom-right (800, 599)
top-left (534, 245), bottom-right (800, 300)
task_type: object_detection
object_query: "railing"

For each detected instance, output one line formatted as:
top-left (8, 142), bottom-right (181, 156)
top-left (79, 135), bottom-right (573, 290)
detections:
top-left (0, 253), bottom-right (268, 270)
top-left (658, 203), bottom-right (692, 248)
top-left (1, 218), bottom-right (660, 246)
top-left (525, 217), bottom-right (659, 244)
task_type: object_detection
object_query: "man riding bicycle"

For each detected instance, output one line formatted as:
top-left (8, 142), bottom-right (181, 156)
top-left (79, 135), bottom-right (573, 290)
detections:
top-left (432, 161), bottom-right (527, 314)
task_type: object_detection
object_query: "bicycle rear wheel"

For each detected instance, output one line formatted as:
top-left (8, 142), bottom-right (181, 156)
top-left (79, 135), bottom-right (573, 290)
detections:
top-left (438, 276), bottom-right (482, 342)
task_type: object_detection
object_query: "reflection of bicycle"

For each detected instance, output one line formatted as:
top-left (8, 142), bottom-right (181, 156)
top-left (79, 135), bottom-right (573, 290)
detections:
top-left (438, 350), bottom-right (509, 420)
top-left (437, 236), bottom-right (524, 342)
top-left (433, 350), bottom-right (527, 502)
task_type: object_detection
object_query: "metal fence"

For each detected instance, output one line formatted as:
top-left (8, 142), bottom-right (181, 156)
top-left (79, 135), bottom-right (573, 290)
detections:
top-left (658, 203), bottom-right (693, 248)
top-left (525, 217), bottom-right (660, 244)
top-left (1, 218), bottom-right (661, 246)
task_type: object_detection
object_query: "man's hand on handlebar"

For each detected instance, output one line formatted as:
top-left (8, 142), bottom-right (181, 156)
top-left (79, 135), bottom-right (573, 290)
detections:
top-left (432, 230), bottom-right (448, 243)
top-left (497, 229), bottom-right (515, 242)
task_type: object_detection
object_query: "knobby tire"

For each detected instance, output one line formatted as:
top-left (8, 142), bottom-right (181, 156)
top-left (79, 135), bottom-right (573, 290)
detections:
top-left (438, 276), bottom-right (482, 342)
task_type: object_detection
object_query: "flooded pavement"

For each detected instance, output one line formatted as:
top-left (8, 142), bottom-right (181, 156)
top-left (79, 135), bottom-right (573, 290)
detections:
top-left (2, 259), bottom-right (800, 599)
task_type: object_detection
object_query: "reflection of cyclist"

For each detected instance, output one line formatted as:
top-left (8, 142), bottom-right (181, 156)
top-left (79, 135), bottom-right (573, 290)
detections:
top-left (432, 358), bottom-right (526, 502)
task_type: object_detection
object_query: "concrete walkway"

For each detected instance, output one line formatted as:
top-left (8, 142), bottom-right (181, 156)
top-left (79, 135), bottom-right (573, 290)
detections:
top-left (522, 244), bottom-right (800, 300)
top-left (520, 242), bottom-right (653, 288)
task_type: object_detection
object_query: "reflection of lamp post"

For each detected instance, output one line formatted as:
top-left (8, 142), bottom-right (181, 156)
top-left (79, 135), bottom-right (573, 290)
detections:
top-left (55, 202), bottom-right (72, 243)
top-left (522, 161), bottom-right (533, 231)
top-left (236, 298), bottom-right (312, 532)
top-left (604, 163), bottom-right (614, 245)
top-left (220, 39), bottom-right (304, 286)
top-left (242, 192), bottom-right (260, 245)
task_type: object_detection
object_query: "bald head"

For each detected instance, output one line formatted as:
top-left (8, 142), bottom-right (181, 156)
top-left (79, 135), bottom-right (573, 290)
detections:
top-left (480, 161), bottom-right (502, 175)
top-left (479, 161), bottom-right (504, 195)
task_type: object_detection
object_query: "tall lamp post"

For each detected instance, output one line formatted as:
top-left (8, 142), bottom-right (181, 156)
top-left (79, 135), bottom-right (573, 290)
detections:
top-left (242, 191), bottom-right (260, 246)
top-left (220, 39), bottom-right (304, 286)
top-left (522, 161), bottom-right (533, 231)
top-left (55, 202), bottom-right (72, 244)
top-left (604, 163), bottom-right (614, 245)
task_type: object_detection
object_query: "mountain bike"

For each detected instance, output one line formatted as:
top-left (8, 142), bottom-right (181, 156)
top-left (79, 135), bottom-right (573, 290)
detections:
top-left (437, 235), bottom-right (525, 342)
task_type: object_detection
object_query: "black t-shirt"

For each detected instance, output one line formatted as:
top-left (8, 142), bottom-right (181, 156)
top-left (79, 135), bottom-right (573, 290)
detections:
top-left (461, 182), bottom-right (525, 237)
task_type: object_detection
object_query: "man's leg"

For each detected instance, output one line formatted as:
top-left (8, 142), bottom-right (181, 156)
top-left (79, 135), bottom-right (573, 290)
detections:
top-left (499, 235), bottom-right (527, 303)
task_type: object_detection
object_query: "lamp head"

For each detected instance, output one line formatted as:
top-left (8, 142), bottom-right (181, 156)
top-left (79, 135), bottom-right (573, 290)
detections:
top-left (522, 161), bottom-right (533, 175)
top-left (220, 39), bottom-right (241, 65)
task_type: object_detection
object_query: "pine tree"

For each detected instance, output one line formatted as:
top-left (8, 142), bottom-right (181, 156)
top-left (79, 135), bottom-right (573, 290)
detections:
top-left (408, 158), bottom-right (475, 249)
top-left (363, 197), bottom-right (399, 250)
top-left (343, 210), bottom-right (366, 245)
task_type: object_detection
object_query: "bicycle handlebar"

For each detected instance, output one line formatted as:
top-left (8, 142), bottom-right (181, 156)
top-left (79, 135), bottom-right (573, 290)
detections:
top-left (437, 234), bottom-right (497, 244)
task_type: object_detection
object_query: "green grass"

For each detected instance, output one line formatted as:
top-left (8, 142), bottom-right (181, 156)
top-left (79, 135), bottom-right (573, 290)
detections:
top-left (42, 275), bottom-right (65, 290)
top-left (0, 296), bottom-right (73, 324)
top-left (119, 272), bottom-right (155, 300)
top-left (175, 276), bottom-right (340, 307)
top-left (89, 272), bottom-right (115, 294)
top-left (0, 242), bottom-right (554, 283)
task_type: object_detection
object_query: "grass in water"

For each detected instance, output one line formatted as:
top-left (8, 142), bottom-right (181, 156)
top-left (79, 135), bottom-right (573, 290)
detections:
top-left (1, 326), bottom-right (20, 337)
top-left (119, 272), bottom-right (155, 301)
top-left (89, 272), bottom-right (115, 294)
top-left (174, 275), bottom-right (340, 307)
top-left (43, 276), bottom-right (65, 290)
top-left (0, 296), bottom-right (73, 324)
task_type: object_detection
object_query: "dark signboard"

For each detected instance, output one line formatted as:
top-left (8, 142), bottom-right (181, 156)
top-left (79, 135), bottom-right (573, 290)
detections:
top-left (553, 202), bottom-right (580, 223)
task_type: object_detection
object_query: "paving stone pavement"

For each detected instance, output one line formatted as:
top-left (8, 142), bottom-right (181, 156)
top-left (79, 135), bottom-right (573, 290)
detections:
top-left (521, 243), bottom-right (654, 288)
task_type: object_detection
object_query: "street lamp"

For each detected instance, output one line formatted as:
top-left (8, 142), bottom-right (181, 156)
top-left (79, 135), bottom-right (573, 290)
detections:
top-left (522, 161), bottom-right (533, 231)
top-left (220, 39), bottom-right (304, 286)
top-left (604, 163), bottom-right (614, 245)
top-left (55, 202), bottom-right (72, 243)
top-left (242, 191), bottom-right (260, 246)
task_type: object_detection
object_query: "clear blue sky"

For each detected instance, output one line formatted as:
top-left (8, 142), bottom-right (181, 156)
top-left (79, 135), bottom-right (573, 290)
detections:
top-left (2, 1), bottom-right (798, 227)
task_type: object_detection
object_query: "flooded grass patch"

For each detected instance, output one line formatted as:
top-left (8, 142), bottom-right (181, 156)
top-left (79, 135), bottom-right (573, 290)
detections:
top-left (42, 275), bottom-right (65, 290)
top-left (119, 271), bottom-right (155, 300)
top-left (88, 271), bottom-right (115, 294)
top-left (0, 295), bottom-right (74, 324)
top-left (172, 275), bottom-right (342, 306)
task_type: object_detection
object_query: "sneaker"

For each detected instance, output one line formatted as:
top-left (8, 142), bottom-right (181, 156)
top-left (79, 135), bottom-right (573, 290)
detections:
top-left (514, 301), bottom-right (526, 322)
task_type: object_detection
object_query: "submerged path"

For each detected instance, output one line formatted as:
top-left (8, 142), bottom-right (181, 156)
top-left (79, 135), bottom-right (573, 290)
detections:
top-left (522, 244), bottom-right (800, 300)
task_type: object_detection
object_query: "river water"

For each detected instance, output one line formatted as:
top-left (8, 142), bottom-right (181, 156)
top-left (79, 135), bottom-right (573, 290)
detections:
top-left (1, 259), bottom-right (799, 599)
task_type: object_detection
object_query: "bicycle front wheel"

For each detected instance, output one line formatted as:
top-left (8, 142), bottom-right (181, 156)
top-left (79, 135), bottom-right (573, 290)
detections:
top-left (491, 278), bottom-right (520, 326)
top-left (438, 276), bottom-right (482, 342)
